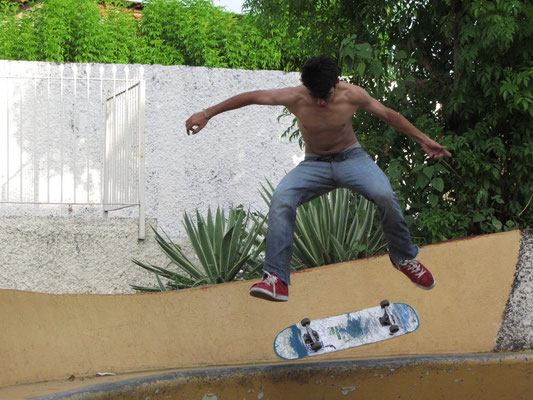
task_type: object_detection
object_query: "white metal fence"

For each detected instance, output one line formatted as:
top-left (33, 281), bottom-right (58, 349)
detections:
top-left (0, 63), bottom-right (146, 239)
top-left (103, 77), bottom-right (146, 238)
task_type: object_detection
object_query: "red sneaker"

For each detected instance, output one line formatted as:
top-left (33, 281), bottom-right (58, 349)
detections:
top-left (249, 272), bottom-right (289, 301)
top-left (391, 258), bottom-right (436, 290)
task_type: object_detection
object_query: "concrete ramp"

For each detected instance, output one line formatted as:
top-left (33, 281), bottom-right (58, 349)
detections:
top-left (1, 230), bottom-right (532, 399)
top-left (12, 353), bottom-right (531, 400)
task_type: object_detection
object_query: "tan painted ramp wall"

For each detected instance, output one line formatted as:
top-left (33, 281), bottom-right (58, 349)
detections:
top-left (0, 230), bottom-right (521, 388)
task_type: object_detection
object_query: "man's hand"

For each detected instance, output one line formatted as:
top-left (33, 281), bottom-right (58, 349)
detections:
top-left (421, 137), bottom-right (452, 159)
top-left (186, 112), bottom-right (208, 135)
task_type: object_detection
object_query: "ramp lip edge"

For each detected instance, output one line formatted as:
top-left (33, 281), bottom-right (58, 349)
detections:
top-left (33, 352), bottom-right (533, 400)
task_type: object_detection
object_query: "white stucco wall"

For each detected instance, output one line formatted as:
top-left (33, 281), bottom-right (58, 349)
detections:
top-left (145, 64), bottom-right (303, 238)
top-left (0, 60), bottom-right (303, 236)
top-left (0, 216), bottom-right (168, 294)
top-left (0, 60), bottom-right (303, 293)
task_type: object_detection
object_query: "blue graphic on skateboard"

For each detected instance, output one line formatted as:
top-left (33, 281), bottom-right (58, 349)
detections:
top-left (274, 300), bottom-right (419, 360)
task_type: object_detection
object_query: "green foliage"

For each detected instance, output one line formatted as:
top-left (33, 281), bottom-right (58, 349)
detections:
top-left (0, 0), bottom-right (142, 63)
top-left (258, 0), bottom-right (532, 243)
top-left (0, 1), bottom-right (37, 60)
top-left (140, 0), bottom-right (281, 68)
top-left (132, 206), bottom-right (265, 292)
top-left (0, 0), bottom-right (282, 69)
top-left (260, 180), bottom-right (386, 270)
top-left (243, 0), bottom-right (346, 70)
top-left (390, 0), bottom-right (533, 240)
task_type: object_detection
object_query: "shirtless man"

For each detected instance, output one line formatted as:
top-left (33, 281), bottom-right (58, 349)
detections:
top-left (186, 55), bottom-right (451, 301)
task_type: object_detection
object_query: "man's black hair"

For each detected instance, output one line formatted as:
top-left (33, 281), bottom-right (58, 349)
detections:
top-left (300, 55), bottom-right (339, 100)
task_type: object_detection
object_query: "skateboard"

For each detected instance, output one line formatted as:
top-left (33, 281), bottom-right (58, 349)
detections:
top-left (274, 300), bottom-right (419, 360)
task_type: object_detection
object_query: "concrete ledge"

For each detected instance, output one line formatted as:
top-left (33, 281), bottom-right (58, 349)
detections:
top-left (2, 353), bottom-right (532, 400)
top-left (0, 216), bottom-right (167, 294)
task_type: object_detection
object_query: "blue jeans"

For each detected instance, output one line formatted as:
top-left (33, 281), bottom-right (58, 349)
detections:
top-left (264, 144), bottom-right (419, 285)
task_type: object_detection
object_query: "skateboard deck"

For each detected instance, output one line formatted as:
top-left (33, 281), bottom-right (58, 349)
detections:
top-left (274, 300), bottom-right (419, 360)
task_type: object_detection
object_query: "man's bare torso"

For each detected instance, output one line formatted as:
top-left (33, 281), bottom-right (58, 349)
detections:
top-left (285, 82), bottom-right (361, 155)
top-left (187, 71), bottom-right (450, 161)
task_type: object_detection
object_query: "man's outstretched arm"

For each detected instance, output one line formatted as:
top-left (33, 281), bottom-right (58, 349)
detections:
top-left (185, 88), bottom-right (294, 135)
top-left (356, 87), bottom-right (452, 159)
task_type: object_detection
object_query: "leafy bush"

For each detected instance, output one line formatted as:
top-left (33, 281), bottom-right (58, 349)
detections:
top-left (132, 206), bottom-right (265, 292)
top-left (0, 0), bottom-right (283, 69)
top-left (337, 0), bottom-right (533, 242)
top-left (141, 0), bottom-right (281, 69)
top-left (257, 0), bottom-right (533, 243)
top-left (0, 0), bottom-right (142, 63)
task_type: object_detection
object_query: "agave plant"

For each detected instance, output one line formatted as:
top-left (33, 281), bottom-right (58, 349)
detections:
top-left (132, 206), bottom-right (266, 292)
top-left (260, 180), bottom-right (386, 270)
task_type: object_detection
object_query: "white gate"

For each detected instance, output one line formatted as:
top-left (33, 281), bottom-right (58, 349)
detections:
top-left (0, 63), bottom-right (146, 239)
top-left (103, 79), bottom-right (146, 239)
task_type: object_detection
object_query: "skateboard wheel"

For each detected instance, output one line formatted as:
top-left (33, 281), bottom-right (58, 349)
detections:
top-left (390, 325), bottom-right (399, 334)
top-left (301, 318), bottom-right (311, 327)
top-left (380, 300), bottom-right (390, 308)
top-left (311, 342), bottom-right (322, 352)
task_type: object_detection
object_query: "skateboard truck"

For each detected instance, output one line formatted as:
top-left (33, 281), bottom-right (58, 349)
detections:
top-left (379, 300), bottom-right (400, 334)
top-left (301, 318), bottom-right (323, 352)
